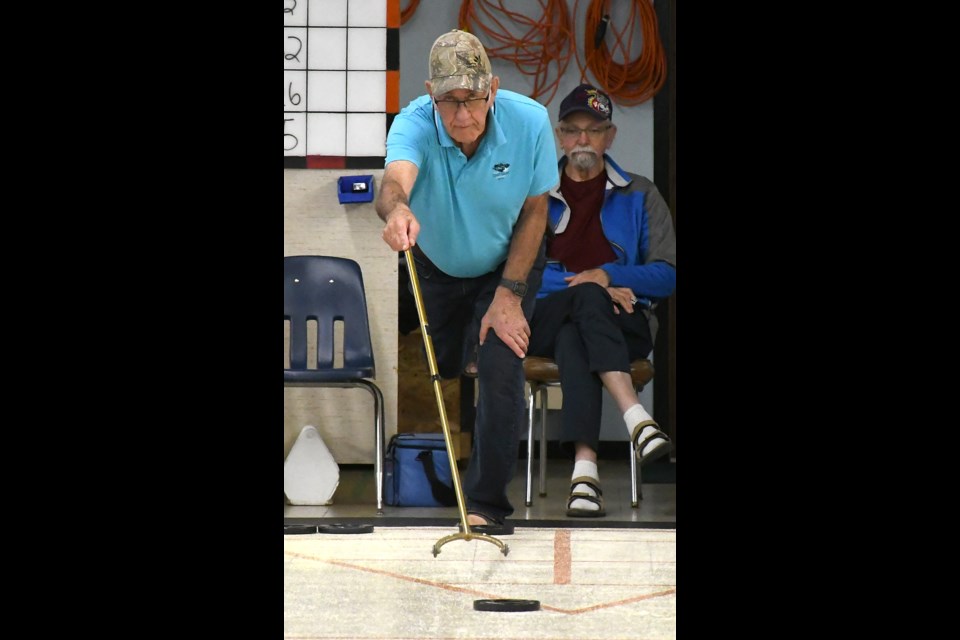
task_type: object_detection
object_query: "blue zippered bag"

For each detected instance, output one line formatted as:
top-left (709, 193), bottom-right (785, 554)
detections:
top-left (383, 433), bottom-right (457, 507)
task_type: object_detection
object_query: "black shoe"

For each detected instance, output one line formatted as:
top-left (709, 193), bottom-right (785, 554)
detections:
top-left (458, 511), bottom-right (514, 535)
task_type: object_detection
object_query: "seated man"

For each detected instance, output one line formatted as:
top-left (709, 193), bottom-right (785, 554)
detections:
top-left (526, 84), bottom-right (677, 517)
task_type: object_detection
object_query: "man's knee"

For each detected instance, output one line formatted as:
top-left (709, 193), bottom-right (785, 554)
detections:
top-left (477, 335), bottom-right (523, 378)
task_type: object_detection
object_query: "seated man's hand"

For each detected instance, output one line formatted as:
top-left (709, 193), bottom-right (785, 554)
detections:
top-left (607, 286), bottom-right (638, 314)
top-left (564, 268), bottom-right (610, 287)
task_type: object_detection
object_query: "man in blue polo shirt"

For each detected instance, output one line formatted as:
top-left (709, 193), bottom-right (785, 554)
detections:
top-left (376, 29), bottom-right (559, 530)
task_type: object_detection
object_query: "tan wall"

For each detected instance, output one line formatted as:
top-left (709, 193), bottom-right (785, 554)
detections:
top-left (284, 168), bottom-right (398, 464)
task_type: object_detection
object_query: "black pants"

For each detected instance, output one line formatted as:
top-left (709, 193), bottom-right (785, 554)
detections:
top-left (407, 240), bottom-right (546, 521)
top-left (527, 283), bottom-right (653, 453)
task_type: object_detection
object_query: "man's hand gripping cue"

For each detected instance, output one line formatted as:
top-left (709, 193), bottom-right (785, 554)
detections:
top-left (381, 205), bottom-right (420, 252)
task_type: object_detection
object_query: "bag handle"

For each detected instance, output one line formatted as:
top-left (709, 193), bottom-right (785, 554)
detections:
top-left (415, 450), bottom-right (457, 506)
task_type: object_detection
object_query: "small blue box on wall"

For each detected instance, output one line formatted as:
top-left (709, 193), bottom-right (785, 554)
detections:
top-left (337, 175), bottom-right (375, 204)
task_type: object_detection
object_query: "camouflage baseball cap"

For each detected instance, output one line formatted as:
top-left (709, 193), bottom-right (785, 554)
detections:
top-left (428, 29), bottom-right (492, 97)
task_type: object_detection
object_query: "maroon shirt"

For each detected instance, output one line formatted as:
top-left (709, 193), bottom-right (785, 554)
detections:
top-left (547, 170), bottom-right (616, 273)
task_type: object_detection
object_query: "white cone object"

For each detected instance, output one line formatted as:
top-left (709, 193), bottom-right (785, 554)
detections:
top-left (284, 425), bottom-right (340, 505)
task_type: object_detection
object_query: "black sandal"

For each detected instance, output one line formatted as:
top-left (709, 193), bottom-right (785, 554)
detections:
top-left (458, 511), bottom-right (515, 535)
top-left (566, 476), bottom-right (606, 517)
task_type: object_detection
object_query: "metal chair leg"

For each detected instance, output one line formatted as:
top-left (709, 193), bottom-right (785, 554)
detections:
top-left (630, 385), bottom-right (643, 507)
top-left (339, 380), bottom-right (385, 513)
top-left (373, 384), bottom-right (385, 513)
top-left (538, 385), bottom-right (549, 497)
top-left (525, 383), bottom-right (535, 507)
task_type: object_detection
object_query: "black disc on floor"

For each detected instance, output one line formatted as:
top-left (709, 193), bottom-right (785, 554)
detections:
top-left (317, 523), bottom-right (374, 534)
top-left (473, 599), bottom-right (540, 612)
top-left (284, 524), bottom-right (318, 535)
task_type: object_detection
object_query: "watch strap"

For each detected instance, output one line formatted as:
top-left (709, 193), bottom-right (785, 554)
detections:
top-left (499, 278), bottom-right (527, 297)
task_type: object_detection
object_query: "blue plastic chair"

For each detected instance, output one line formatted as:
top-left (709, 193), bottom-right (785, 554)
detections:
top-left (284, 255), bottom-right (385, 511)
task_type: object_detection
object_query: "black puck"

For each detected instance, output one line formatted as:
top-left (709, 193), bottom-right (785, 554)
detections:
top-left (284, 524), bottom-right (318, 535)
top-left (473, 599), bottom-right (540, 612)
top-left (317, 523), bottom-right (374, 534)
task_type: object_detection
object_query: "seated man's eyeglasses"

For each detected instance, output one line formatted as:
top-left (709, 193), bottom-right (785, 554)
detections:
top-left (558, 125), bottom-right (612, 140)
top-left (433, 93), bottom-right (490, 113)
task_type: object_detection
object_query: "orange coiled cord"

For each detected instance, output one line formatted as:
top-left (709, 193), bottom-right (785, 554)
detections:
top-left (400, 0), bottom-right (420, 25)
top-left (576, 0), bottom-right (666, 106)
top-left (458, 0), bottom-right (574, 105)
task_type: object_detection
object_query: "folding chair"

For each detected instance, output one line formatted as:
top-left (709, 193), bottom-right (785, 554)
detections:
top-left (524, 357), bottom-right (655, 508)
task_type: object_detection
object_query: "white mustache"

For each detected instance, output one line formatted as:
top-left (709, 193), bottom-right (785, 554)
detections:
top-left (571, 146), bottom-right (596, 155)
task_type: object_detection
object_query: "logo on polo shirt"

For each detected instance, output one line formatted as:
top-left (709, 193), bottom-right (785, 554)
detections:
top-left (492, 162), bottom-right (510, 179)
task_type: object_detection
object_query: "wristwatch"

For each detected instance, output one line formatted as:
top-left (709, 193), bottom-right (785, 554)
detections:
top-left (498, 278), bottom-right (528, 298)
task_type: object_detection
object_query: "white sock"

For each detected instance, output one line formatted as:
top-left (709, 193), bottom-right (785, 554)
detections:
top-left (573, 460), bottom-right (598, 484)
top-left (623, 404), bottom-right (666, 458)
top-left (570, 460), bottom-right (600, 511)
top-left (623, 404), bottom-right (652, 430)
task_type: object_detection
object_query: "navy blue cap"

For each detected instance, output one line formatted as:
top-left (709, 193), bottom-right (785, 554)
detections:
top-left (557, 83), bottom-right (613, 122)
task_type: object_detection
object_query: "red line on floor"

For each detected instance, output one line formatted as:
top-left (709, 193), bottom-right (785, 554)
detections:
top-left (306, 555), bottom-right (516, 602)
top-left (564, 588), bottom-right (677, 615)
top-left (554, 529), bottom-right (571, 584)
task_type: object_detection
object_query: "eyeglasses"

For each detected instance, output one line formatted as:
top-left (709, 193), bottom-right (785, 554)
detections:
top-left (557, 125), bottom-right (612, 140)
top-left (433, 94), bottom-right (490, 114)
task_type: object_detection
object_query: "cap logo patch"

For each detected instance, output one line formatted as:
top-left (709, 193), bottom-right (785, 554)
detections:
top-left (458, 51), bottom-right (481, 70)
top-left (586, 89), bottom-right (611, 117)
